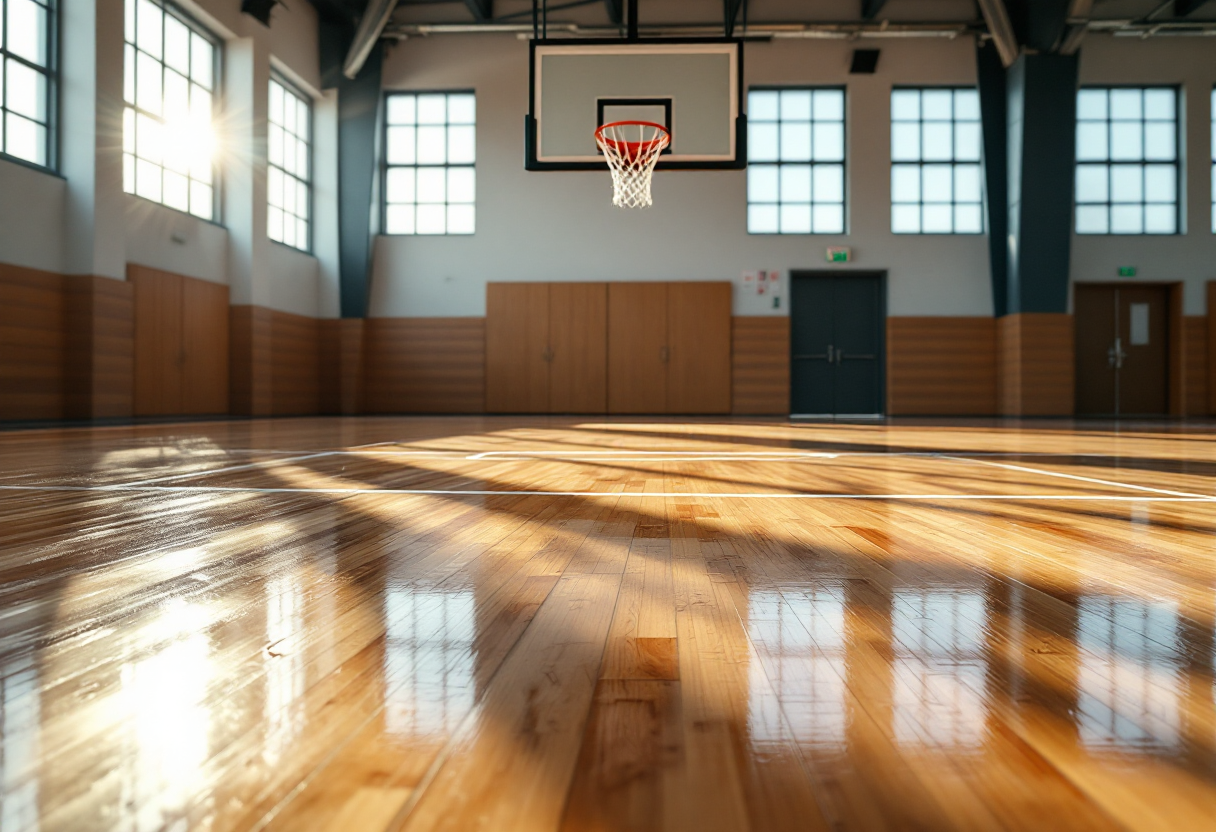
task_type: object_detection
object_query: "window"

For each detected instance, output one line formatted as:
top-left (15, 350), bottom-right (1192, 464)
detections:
top-left (747, 88), bottom-right (846, 234)
top-left (1075, 87), bottom-right (1179, 235)
top-left (268, 77), bottom-right (310, 251)
top-left (890, 88), bottom-right (983, 234)
top-left (122, 0), bottom-right (218, 220)
top-left (384, 91), bottom-right (475, 235)
top-left (1, 0), bottom-right (55, 167)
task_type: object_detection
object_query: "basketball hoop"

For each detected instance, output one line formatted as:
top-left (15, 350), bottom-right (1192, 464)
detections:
top-left (594, 121), bottom-right (671, 209)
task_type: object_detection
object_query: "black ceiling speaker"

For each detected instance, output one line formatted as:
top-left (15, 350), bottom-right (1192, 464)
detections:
top-left (849, 49), bottom-right (880, 74)
top-left (241, 0), bottom-right (280, 26)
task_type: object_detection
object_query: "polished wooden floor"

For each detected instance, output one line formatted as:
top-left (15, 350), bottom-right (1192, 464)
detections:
top-left (1, 416), bottom-right (1215, 831)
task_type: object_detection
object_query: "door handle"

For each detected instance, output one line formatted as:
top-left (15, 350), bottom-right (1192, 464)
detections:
top-left (826, 344), bottom-right (834, 364)
top-left (1107, 338), bottom-right (1126, 370)
top-left (660, 346), bottom-right (669, 363)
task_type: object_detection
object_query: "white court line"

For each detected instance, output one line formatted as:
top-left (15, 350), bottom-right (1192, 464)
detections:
top-left (942, 455), bottom-right (1215, 501)
top-left (0, 483), bottom-right (1212, 501)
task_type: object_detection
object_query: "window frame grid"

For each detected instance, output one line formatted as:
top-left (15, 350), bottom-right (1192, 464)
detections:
top-left (382, 88), bottom-right (477, 237)
top-left (267, 72), bottom-right (313, 253)
top-left (746, 84), bottom-right (848, 236)
top-left (889, 86), bottom-right (985, 235)
top-left (1074, 84), bottom-right (1182, 237)
top-left (122, 0), bottom-right (222, 222)
top-left (0, 0), bottom-right (58, 171)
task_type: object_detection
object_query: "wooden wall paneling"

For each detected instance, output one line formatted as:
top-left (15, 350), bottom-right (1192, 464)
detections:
top-left (607, 283), bottom-right (668, 414)
top-left (667, 282), bottom-right (731, 414)
top-left (731, 317), bottom-right (790, 415)
top-left (998, 313), bottom-right (1074, 416)
top-left (1182, 316), bottom-right (1208, 416)
top-left (1168, 283), bottom-right (1184, 417)
top-left (365, 318), bottom-right (486, 413)
top-left (886, 317), bottom-right (997, 416)
top-left (548, 283), bottom-right (607, 413)
top-left (63, 275), bottom-right (135, 420)
top-left (270, 311), bottom-right (321, 415)
top-left (230, 305), bottom-right (274, 416)
top-left (319, 318), bottom-right (365, 415)
top-left (486, 283), bottom-right (550, 413)
top-left (1208, 283), bottom-right (1216, 415)
top-left (0, 263), bottom-right (65, 420)
top-left (130, 265), bottom-right (184, 416)
top-left (181, 276), bottom-right (229, 415)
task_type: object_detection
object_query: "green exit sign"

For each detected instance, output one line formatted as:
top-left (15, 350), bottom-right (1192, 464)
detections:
top-left (826, 247), bottom-right (851, 263)
top-left (1118, 266), bottom-right (1137, 277)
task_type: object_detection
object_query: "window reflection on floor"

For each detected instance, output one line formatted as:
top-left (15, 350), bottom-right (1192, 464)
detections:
top-left (892, 589), bottom-right (988, 750)
top-left (119, 600), bottom-right (212, 830)
top-left (384, 586), bottom-right (475, 739)
top-left (265, 575), bottom-right (306, 764)
top-left (747, 588), bottom-right (847, 752)
top-left (1, 651), bottom-right (40, 832)
top-left (1077, 596), bottom-right (1182, 752)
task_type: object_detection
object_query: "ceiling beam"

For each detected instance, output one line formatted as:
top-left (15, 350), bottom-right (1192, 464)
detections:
top-left (861, 0), bottom-right (889, 19)
top-left (1058, 0), bottom-right (1092, 54)
top-left (724, 0), bottom-right (744, 36)
top-left (343, 0), bottom-right (399, 79)
top-left (463, 0), bottom-right (491, 21)
top-left (604, 0), bottom-right (622, 25)
top-left (1174, 0), bottom-right (1213, 15)
top-left (976, 0), bottom-right (1019, 67)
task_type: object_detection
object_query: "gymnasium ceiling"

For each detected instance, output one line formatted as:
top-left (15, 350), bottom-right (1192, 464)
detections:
top-left (305, 0), bottom-right (1216, 31)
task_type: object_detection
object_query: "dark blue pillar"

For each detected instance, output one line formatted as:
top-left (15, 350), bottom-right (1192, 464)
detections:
top-left (321, 20), bottom-right (383, 319)
top-left (1004, 53), bottom-right (1078, 315)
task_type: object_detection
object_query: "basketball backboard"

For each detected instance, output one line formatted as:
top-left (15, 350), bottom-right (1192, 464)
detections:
top-left (525, 39), bottom-right (746, 171)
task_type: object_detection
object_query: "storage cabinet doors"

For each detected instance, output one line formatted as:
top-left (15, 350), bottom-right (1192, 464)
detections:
top-left (607, 282), bottom-right (731, 414)
top-left (132, 267), bottom-right (229, 416)
top-left (487, 281), bottom-right (730, 415)
top-left (607, 283), bottom-right (668, 414)
top-left (667, 282), bottom-right (731, 413)
top-left (485, 282), bottom-right (608, 413)
top-left (549, 283), bottom-right (608, 413)
top-left (486, 282), bottom-right (551, 412)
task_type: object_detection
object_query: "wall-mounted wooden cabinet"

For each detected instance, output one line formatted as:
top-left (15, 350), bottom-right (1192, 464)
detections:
top-left (130, 265), bottom-right (229, 416)
top-left (485, 280), bottom-right (730, 415)
top-left (486, 282), bottom-right (608, 413)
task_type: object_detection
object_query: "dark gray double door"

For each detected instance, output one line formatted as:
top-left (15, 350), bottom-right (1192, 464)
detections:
top-left (790, 271), bottom-right (885, 417)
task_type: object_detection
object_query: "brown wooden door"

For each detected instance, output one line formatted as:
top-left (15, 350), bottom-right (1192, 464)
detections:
top-left (1117, 286), bottom-right (1168, 415)
top-left (486, 283), bottom-right (550, 412)
top-left (667, 282), bottom-right (731, 413)
top-left (132, 267), bottom-right (183, 416)
top-left (1075, 284), bottom-right (1169, 416)
top-left (182, 277), bottom-right (230, 414)
top-left (549, 282), bottom-right (607, 413)
top-left (607, 283), bottom-right (668, 413)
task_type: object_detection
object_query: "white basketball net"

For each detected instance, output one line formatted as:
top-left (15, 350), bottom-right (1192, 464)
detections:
top-left (595, 121), bottom-right (671, 209)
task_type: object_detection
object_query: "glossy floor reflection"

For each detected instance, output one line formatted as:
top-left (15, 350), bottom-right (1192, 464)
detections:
top-left (1, 416), bottom-right (1215, 831)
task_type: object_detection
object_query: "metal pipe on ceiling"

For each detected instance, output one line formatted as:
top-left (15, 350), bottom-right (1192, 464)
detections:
top-left (344, 0), bottom-right (401, 79)
top-left (383, 20), bottom-right (981, 39)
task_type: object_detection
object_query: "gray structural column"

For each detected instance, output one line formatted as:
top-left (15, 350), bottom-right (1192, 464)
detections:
top-left (979, 49), bottom-right (1078, 316)
top-left (1004, 53), bottom-right (1078, 315)
top-left (320, 20), bottom-right (383, 319)
top-left (976, 41), bottom-right (1008, 317)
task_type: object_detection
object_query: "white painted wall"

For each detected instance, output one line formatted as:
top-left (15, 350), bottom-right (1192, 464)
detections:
top-left (1073, 35), bottom-right (1216, 316)
top-left (371, 33), bottom-right (993, 319)
top-left (0, 0), bottom-right (334, 317)
top-left (0, 161), bottom-right (66, 273)
top-left (372, 30), bottom-right (1216, 320)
